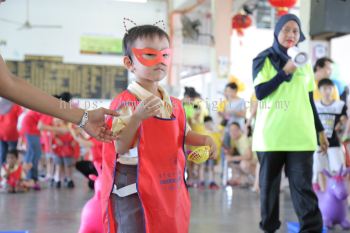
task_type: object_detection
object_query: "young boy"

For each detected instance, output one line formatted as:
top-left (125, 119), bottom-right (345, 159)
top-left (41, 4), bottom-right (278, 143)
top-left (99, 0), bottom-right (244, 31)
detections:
top-left (313, 78), bottom-right (347, 191)
top-left (225, 122), bottom-right (257, 187)
top-left (101, 24), bottom-right (217, 233)
top-left (198, 116), bottom-right (222, 189)
top-left (219, 82), bottom-right (246, 148)
top-left (0, 149), bottom-right (27, 193)
top-left (52, 120), bottom-right (78, 189)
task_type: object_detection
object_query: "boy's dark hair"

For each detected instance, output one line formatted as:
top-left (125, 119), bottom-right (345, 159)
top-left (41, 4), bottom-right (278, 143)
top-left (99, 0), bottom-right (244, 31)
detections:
top-left (59, 92), bottom-right (72, 102)
top-left (314, 57), bottom-right (333, 72)
top-left (123, 25), bottom-right (170, 62)
top-left (204, 116), bottom-right (213, 123)
top-left (226, 82), bottom-right (238, 91)
top-left (7, 149), bottom-right (18, 159)
top-left (184, 87), bottom-right (200, 98)
top-left (318, 78), bottom-right (334, 89)
top-left (230, 122), bottom-right (241, 129)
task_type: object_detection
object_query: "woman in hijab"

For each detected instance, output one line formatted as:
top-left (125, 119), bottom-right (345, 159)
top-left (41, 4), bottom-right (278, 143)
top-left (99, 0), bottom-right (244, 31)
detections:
top-left (252, 14), bottom-right (328, 233)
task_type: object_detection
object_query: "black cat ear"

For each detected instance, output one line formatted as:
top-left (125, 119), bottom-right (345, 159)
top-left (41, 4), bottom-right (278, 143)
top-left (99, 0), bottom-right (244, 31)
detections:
top-left (153, 20), bottom-right (166, 31)
top-left (123, 17), bottom-right (137, 34)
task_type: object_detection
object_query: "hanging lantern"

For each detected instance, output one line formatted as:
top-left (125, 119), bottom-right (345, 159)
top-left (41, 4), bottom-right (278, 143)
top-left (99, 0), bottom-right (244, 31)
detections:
top-left (232, 13), bottom-right (252, 36)
top-left (268, 0), bottom-right (297, 16)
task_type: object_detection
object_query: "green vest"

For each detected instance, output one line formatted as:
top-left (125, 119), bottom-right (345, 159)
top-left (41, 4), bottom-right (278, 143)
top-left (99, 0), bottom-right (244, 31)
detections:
top-left (252, 58), bottom-right (317, 152)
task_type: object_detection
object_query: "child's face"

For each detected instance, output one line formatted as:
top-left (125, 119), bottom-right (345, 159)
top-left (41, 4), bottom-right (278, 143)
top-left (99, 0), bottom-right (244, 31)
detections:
top-left (317, 62), bottom-right (332, 79)
top-left (204, 121), bottom-right (214, 131)
top-left (226, 87), bottom-right (237, 99)
top-left (6, 153), bottom-right (17, 167)
top-left (229, 124), bottom-right (241, 140)
top-left (128, 35), bottom-right (170, 82)
top-left (319, 85), bottom-right (334, 101)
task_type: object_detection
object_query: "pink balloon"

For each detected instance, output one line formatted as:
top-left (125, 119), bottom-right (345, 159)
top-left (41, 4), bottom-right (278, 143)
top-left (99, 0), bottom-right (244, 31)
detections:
top-left (78, 163), bottom-right (103, 233)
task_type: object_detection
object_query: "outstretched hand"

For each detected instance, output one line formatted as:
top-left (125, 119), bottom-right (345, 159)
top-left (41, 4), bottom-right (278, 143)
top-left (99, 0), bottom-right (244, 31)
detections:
top-left (204, 136), bottom-right (218, 159)
top-left (83, 108), bottom-right (119, 142)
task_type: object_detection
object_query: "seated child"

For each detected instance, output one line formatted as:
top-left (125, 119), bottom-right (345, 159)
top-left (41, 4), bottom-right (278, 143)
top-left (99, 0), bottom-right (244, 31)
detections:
top-left (1, 149), bottom-right (28, 193)
top-left (198, 116), bottom-right (222, 189)
top-left (225, 122), bottom-right (257, 187)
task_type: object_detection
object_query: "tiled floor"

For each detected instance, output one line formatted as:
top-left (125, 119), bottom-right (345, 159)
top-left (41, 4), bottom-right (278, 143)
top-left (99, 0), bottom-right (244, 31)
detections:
top-left (0, 173), bottom-right (348, 233)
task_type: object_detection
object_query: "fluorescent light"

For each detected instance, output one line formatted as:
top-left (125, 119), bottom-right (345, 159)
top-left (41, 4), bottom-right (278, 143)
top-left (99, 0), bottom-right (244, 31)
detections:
top-left (111, 0), bottom-right (147, 3)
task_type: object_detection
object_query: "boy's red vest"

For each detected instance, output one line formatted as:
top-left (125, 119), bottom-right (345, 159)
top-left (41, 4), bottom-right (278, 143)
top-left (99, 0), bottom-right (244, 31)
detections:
top-left (53, 133), bottom-right (78, 158)
top-left (0, 105), bottom-right (22, 141)
top-left (3, 164), bottom-right (23, 188)
top-left (101, 90), bottom-right (191, 233)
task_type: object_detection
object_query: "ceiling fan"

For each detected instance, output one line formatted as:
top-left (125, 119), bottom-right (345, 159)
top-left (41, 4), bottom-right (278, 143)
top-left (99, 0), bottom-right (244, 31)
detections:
top-left (181, 15), bottom-right (214, 45)
top-left (0, 0), bottom-right (62, 30)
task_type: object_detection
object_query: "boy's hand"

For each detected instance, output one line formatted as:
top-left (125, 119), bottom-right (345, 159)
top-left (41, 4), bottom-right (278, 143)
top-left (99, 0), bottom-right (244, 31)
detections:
top-left (223, 148), bottom-right (230, 156)
top-left (225, 154), bottom-right (234, 162)
top-left (204, 136), bottom-right (217, 159)
top-left (85, 107), bottom-right (120, 142)
top-left (134, 96), bottom-right (162, 121)
top-left (335, 122), bottom-right (342, 132)
top-left (319, 131), bottom-right (329, 154)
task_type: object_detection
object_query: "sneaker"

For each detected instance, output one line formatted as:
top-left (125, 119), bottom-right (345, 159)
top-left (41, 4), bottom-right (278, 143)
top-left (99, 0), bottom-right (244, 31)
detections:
top-left (186, 181), bottom-right (195, 188)
top-left (49, 178), bottom-right (55, 188)
top-left (33, 183), bottom-right (41, 191)
top-left (313, 183), bottom-right (321, 192)
top-left (209, 182), bottom-right (220, 190)
top-left (227, 179), bottom-right (241, 187)
top-left (251, 186), bottom-right (260, 193)
top-left (239, 183), bottom-right (250, 189)
top-left (55, 181), bottom-right (61, 189)
top-left (67, 180), bottom-right (75, 189)
top-left (198, 181), bottom-right (206, 189)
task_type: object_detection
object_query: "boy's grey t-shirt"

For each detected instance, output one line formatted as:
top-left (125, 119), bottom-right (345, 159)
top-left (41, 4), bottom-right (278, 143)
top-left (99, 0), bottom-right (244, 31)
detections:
top-left (225, 98), bottom-right (246, 128)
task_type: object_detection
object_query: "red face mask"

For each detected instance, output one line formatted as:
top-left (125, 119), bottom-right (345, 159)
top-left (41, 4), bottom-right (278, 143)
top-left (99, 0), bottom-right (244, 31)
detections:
top-left (132, 48), bottom-right (172, 67)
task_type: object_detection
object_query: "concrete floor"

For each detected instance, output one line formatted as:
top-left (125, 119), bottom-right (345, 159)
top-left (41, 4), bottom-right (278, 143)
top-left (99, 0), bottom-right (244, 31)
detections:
top-left (0, 173), bottom-right (348, 233)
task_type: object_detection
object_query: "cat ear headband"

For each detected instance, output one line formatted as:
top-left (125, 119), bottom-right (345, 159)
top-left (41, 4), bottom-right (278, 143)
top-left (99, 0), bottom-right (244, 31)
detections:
top-left (123, 17), bottom-right (171, 67)
top-left (123, 17), bottom-right (166, 34)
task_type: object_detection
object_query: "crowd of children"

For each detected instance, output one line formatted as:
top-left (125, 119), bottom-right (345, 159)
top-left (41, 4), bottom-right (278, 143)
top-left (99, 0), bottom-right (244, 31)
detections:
top-left (183, 83), bottom-right (259, 191)
top-left (182, 56), bottom-right (350, 197)
top-left (1, 61), bottom-right (349, 199)
top-left (0, 92), bottom-right (102, 193)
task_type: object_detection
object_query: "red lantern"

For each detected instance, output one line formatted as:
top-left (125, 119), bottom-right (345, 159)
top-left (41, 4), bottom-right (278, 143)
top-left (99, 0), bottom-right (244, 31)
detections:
top-left (232, 14), bottom-right (252, 36)
top-left (268, 0), bottom-right (297, 16)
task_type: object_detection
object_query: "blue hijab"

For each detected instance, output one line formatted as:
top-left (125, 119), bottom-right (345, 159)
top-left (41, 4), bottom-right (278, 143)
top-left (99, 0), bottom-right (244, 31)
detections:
top-left (252, 14), bottom-right (306, 81)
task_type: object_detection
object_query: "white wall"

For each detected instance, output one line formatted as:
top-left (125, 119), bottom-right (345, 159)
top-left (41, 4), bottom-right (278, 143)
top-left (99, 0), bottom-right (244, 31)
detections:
top-left (0, 0), bottom-right (167, 65)
top-left (331, 35), bottom-right (350, 84)
top-left (230, 26), bottom-right (274, 100)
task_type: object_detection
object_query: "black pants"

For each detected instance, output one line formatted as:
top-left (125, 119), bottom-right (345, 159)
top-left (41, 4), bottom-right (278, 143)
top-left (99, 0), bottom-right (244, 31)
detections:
top-left (257, 151), bottom-right (323, 233)
top-left (75, 161), bottom-right (98, 189)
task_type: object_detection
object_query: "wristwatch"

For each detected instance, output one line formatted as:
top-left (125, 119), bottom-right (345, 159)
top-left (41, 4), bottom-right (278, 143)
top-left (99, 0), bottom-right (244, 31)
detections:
top-left (78, 111), bottom-right (89, 128)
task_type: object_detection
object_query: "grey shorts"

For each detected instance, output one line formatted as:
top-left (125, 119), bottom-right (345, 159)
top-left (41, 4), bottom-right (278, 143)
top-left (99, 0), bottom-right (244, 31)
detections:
top-left (111, 163), bottom-right (145, 233)
top-left (53, 156), bottom-right (74, 166)
top-left (45, 152), bottom-right (56, 160)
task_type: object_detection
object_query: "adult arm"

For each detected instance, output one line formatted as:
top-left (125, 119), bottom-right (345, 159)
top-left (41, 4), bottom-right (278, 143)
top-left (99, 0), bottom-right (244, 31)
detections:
top-left (0, 55), bottom-right (118, 141)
